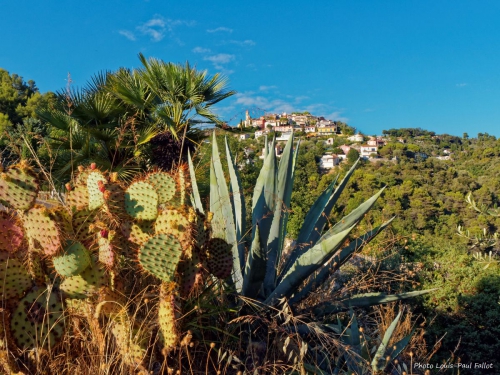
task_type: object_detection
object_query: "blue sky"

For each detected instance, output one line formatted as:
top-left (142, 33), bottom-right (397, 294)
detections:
top-left (2, 1), bottom-right (500, 137)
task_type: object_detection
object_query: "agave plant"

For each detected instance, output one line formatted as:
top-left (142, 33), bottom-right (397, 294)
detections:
top-left (188, 132), bottom-right (433, 372)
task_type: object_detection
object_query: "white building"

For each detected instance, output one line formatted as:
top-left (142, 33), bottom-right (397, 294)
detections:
top-left (360, 145), bottom-right (378, 159)
top-left (319, 154), bottom-right (340, 169)
top-left (276, 132), bottom-right (292, 141)
top-left (347, 134), bottom-right (364, 142)
top-left (254, 130), bottom-right (269, 139)
top-left (239, 134), bottom-right (250, 140)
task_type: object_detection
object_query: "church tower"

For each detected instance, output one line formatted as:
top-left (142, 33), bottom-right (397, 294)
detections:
top-left (245, 110), bottom-right (250, 127)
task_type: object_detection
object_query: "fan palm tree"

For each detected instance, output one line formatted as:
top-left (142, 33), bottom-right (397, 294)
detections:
top-left (37, 55), bottom-right (235, 181)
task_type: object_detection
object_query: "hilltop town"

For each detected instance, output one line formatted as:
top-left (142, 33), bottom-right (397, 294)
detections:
top-left (226, 110), bottom-right (458, 170)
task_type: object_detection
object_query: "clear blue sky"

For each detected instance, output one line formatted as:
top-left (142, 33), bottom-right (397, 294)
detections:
top-left (2, 1), bottom-right (500, 137)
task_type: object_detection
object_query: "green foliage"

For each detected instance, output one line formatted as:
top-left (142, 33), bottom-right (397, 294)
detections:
top-left (195, 131), bottom-right (429, 372)
top-left (33, 55), bottom-right (235, 182)
top-left (347, 148), bottom-right (360, 163)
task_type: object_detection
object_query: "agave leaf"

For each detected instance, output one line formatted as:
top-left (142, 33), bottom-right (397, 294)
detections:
top-left (289, 218), bottom-right (395, 305)
top-left (344, 311), bottom-right (364, 375)
top-left (209, 132), bottom-right (241, 291)
top-left (225, 137), bottom-right (246, 271)
top-left (371, 310), bottom-right (406, 372)
top-left (242, 225), bottom-right (267, 298)
top-left (267, 187), bottom-right (385, 304)
top-left (187, 149), bottom-right (203, 214)
top-left (313, 289), bottom-right (437, 317)
top-left (279, 177), bottom-right (337, 282)
top-left (263, 134), bottom-right (295, 296)
top-left (264, 224), bottom-right (357, 305)
top-left (251, 137), bottom-right (277, 260)
top-left (282, 160), bottom-right (363, 277)
top-left (321, 186), bottom-right (385, 243)
top-left (374, 329), bottom-right (414, 372)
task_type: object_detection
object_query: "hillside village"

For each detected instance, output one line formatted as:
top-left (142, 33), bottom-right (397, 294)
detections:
top-left (227, 110), bottom-right (457, 171)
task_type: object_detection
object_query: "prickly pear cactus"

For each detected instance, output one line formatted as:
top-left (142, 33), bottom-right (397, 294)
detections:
top-left (145, 172), bottom-right (176, 205)
top-left (120, 220), bottom-right (154, 246)
top-left (111, 310), bottom-right (148, 367)
top-left (0, 163), bottom-right (38, 211)
top-left (158, 282), bottom-right (180, 353)
top-left (205, 238), bottom-right (233, 280)
top-left (23, 206), bottom-right (62, 256)
top-left (66, 184), bottom-right (89, 209)
top-left (177, 251), bottom-right (203, 298)
top-left (138, 234), bottom-right (183, 282)
top-left (155, 207), bottom-right (194, 249)
top-left (124, 181), bottom-right (159, 220)
top-left (52, 241), bottom-right (91, 277)
top-left (0, 251), bottom-right (32, 303)
top-left (87, 170), bottom-right (107, 210)
top-left (10, 289), bottom-right (65, 349)
top-left (98, 230), bottom-right (116, 269)
top-left (0, 212), bottom-right (24, 253)
top-left (0, 160), bottom-right (214, 369)
top-left (60, 261), bottom-right (109, 299)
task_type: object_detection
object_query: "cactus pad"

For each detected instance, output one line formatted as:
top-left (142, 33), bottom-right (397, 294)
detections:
top-left (60, 262), bottom-right (109, 299)
top-left (124, 181), bottom-right (159, 220)
top-left (66, 184), bottom-right (89, 209)
top-left (87, 170), bottom-right (107, 210)
top-left (0, 213), bottom-right (24, 253)
top-left (206, 238), bottom-right (233, 279)
top-left (52, 241), bottom-right (91, 277)
top-left (120, 220), bottom-right (154, 246)
top-left (111, 311), bottom-right (147, 366)
top-left (10, 289), bottom-right (65, 349)
top-left (0, 166), bottom-right (38, 211)
top-left (98, 232), bottom-right (116, 269)
top-left (72, 208), bottom-right (98, 246)
top-left (0, 251), bottom-right (32, 303)
top-left (158, 282), bottom-right (180, 352)
top-left (103, 182), bottom-right (127, 219)
top-left (95, 287), bottom-right (126, 317)
top-left (155, 207), bottom-right (193, 249)
top-left (138, 234), bottom-right (183, 282)
top-left (23, 206), bottom-right (62, 256)
top-left (145, 172), bottom-right (176, 204)
top-left (177, 250), bottom-right (203, 298)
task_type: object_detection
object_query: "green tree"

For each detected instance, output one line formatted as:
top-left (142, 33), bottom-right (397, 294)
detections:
top-left (347, 148), bottom-right (359, 163)
top-left (38, 55), bottom-right (235, 181)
